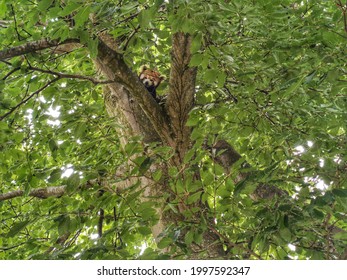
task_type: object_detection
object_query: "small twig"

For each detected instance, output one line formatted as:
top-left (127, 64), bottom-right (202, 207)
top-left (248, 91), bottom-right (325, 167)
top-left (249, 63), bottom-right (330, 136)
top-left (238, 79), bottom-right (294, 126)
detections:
top-left (116, 10), bottom-right (141, 25)
top-left (65, 229), bottom-right (82, 248)
top-left (224, 85), bottom-right (238, 103)
top-left (0, 242), bottom-right (27, 252)
top-left (1, 67), bottom-right (21, 80)
top-left (28, 66), bottom-right (116, 85)
top-left (122, 25), bottom-right (140, 51)
top-left (10, 4), bottom-right (22, 41)
top-left (208, 226), bottom-right (262, 259)
top-left (98, 208), bottom-right (105, 238)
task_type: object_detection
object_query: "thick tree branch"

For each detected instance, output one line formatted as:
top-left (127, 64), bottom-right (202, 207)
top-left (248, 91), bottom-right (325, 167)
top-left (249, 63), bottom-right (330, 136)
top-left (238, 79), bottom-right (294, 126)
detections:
top-left (212, 140), bottom-right (242, 171)
top-left (0, 38), bottom-right (80, 60)
top-left (0, 20), bottom-right (11, 28)
top-left (212, 139), bottom-right (287, 199)
top-left (0, 178), bottom-right (102, 202)
top-left (0, 186), bottom-right (66, 201)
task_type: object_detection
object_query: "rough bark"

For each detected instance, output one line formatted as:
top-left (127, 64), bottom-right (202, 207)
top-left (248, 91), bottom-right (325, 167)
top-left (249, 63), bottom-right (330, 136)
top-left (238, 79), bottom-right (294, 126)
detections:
top-left (0, 38), bottom-right (80, 60)
top-left (0, 186), bottom-right (66, 201)
top-left (166, 32), bottom-right (197, 162)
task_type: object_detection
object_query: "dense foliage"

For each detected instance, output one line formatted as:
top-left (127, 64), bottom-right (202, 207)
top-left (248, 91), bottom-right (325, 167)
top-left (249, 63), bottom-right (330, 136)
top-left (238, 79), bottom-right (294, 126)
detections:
top-left (0, 0), bottom-right (346, 259)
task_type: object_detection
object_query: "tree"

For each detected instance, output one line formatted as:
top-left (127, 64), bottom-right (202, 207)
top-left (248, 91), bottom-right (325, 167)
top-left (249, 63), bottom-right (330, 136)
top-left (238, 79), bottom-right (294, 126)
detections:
top-left (0, 0), bottom-right (346, 260)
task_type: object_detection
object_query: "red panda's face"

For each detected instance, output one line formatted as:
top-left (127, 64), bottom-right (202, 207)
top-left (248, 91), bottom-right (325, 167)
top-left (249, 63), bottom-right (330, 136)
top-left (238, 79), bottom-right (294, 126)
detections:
top-left (139, 66), bottom-right (164, 89)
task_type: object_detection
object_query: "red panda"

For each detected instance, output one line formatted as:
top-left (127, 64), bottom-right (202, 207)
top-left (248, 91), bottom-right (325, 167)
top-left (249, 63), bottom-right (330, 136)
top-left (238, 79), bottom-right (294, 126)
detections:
top-left (138, 65), bottom-right (165, 101)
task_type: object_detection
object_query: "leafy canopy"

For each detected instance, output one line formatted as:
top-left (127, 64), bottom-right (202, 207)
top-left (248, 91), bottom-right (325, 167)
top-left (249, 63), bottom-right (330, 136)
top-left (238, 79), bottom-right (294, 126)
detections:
top-left (0, 0), bottom-right (346, 259)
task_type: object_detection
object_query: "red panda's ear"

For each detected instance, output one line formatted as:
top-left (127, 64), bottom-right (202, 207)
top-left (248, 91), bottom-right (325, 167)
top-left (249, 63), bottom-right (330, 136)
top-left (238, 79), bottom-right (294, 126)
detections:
top-left (139, 65), bottom-right (149, 72)
top-left (156, 75), bottom-right (165, 87)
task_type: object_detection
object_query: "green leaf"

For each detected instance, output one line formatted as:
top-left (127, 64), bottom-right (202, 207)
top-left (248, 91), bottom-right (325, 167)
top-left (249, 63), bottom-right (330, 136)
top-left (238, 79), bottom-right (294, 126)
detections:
top-left (58, 215), bottom-right (71, 235)
top-left (186, 114), bottom-right (200, 127)
top-left (284, 75), bottom-right (305, 96)
top-left (152, 169), bottom-right (162, 182)
top-left (157, 237), bottom-right (172, 249)
top-left (258, 238), bottom-right (269, 253)
top-left (201, 169), bottom-right (214, 185)
top-left (12, 57), bottom-right (23, 68)
top-left (174, 179), bottom-right (184, 194)
top-left (48, 6), bottom-right (62, 19)
top-left (48, 169), bottom-right (61, 183)
top-left (138, 157), bottom-right (152, 174)
top-left (0, 1), bottom-right (7, 17)
top-left (194, 231), bottom-right (203, 244)
top-left (279, 228), bottom-right (292, 242)
top-left (204, 69), bottom-right (219, 83)
top-left (191, 33), bottom-right (202, 53)
top-left (183, 148), bottom-right (195, 163)
top-left (333, 231), bottom-right (347, 241)
top-left (184, 230), bottom-right (194, 245)
top-left (74, 6), bottom-right (91, 27)
top-left (6, 220), bottom-right (31, 237)
top-left (87, 38), bottom-right (99, 59)
top-left (217, 72), bottom-right (227, 87)
top-left (168, 167), bottom-right (179, 177)
top-left (186, 191), bottom-right (203, 204)
top-left (322, 31), bottom-right (343, 47)
top-left (48, 138), bottom-right (58, 152)
top-left (190, 53), bottom-right (203, 67)
top-left (66, 173), bottom-right (80, 191)
top-left (312, 208), bottom-right (324, 219)
top-left (60, 1), bottom-right (80, 16)
top-left (165, 203), bottom-right (178, 214)
top-left (139, 3), bottom-right (163, 29)
top-left (37, 0), bottom-right (53, 12)
top-left (141, 207), bottom-right (157, 220)
top-left (234, 178), bottom-right (247, 195)
top-left (138, 227), bottom-right (152, 236)
top-left (74, 123), bottom-right (87, 138)
top-left (91, 89), bottom-right (99, 101)
top-left (332, 189), bottom-right (347, 198)
top-left (124, 142), bottom-right (142, 156)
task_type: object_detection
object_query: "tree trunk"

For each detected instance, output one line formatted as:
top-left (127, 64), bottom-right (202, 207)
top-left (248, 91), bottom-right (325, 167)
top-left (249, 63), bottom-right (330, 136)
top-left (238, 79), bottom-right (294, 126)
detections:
top-left (94, 32), bottom-right (226, 258)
